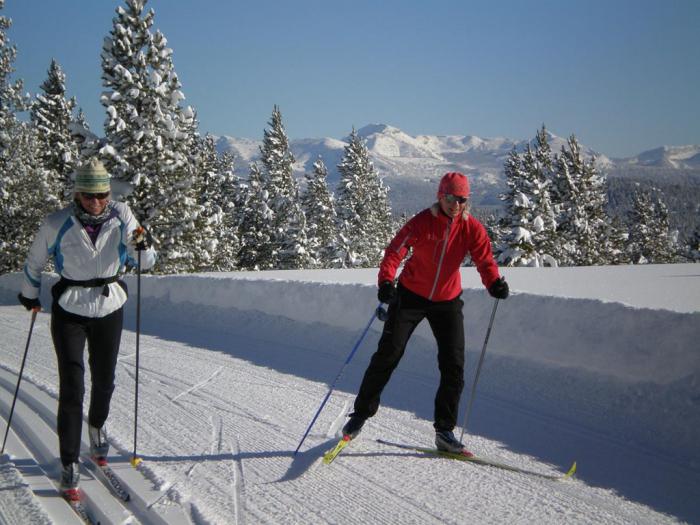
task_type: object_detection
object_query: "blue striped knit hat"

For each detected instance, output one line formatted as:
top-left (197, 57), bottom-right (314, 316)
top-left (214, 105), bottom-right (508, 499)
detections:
top-left (74, 158), bottom-right (111, 193)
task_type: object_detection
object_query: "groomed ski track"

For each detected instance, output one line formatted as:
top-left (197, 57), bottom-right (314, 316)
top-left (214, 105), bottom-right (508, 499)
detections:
top-left (0, 364), bottom-right (192, 524)
top-left (1, 267), bottom-right (699, 524)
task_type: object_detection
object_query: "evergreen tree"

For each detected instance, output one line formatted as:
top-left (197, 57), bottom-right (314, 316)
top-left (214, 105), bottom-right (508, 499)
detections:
top-left (653, 197), bottom-right (678, 263)
top-left (530, 126), bottom-right (559, 263)
top-left (183, 134), bottom-right (225, 271)
top-left (336, 128), bottom-right (393, 267)
top-left (0, 2), bottom-right (57, 273)
top-left (238, 163), bottom-right (274, 270)
top-left (552, 135), bottom-right (611, 266)
top-left (627, 189), bottom-right (656, 264)
top-left (0, 124), bottom-right (59, 273)
top-left (212, 150), bottom-right (244, 271)
top-left (498, 146), bottom-right (539, 266)
top-left (101, 0), bottom-right (200, 272)
top-left (627, 189), bottom-right (677, 264)
top-left (607, 215), bottom-right (631, 265)
top-left (301, 157), bottom-right (340, 268)
top-left (0, 0), bottom-right (26, 159)
top-left (258, 105), bottom-right (310, 269)
top-left (370, 166), bottom-right (394, 263)
top-left (499, 127), bottom-right (617, 267)
top-left (192, 135), bottom-right (241, 271)
top-left (30, 58), bottom-right (78, 201)
top-left (578, 153), bottom-right (612, 265)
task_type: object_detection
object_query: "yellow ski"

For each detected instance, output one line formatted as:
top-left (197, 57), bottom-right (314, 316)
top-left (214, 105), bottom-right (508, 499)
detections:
top-left (377, 439), bottom-right (576, 481)
top-left (323, 435), bottom-right (351, 464)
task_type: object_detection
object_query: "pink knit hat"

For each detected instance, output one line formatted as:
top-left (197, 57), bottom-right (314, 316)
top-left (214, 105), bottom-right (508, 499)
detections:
top-left (438, 172), bottom-right (470, 198)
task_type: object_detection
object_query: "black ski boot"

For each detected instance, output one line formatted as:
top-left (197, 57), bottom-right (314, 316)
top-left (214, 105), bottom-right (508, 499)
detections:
top-left (342, 415), bottom-right (366, 439)
top-left (435, 430), bottom-right (471, 456)
top-left (89, 425), bottom-right (109, 465)
top-left (60, 462), bottom-right (81, 499)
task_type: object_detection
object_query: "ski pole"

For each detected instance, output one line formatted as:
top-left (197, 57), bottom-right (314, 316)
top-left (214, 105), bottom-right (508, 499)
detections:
top-left (293, 304), bottom-right (381, 456)
top-left (2, 307), bottom-right (39, 455)
top-left (131, 248), bottom-right (143, 467)
top-left (459, 298), bottom-right (499, 443)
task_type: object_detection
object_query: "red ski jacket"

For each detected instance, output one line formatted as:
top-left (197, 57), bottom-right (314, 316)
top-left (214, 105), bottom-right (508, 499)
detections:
top-left (378, 204), bottom-right (500, 302)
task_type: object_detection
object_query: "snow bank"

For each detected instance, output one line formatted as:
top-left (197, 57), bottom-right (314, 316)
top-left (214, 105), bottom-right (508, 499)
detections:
top-left (2, 265), bottom-right (698, 386)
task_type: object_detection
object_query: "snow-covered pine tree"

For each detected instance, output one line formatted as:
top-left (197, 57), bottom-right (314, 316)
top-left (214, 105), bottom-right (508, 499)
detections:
top-left (0, 123), bottom-right (60, 274)
top-left (179, 133), bottom-right (223, 272)
top-left (30, 58), bottom-right (79, 201)
top-left (191, 135), bottom-right (241, 271)
top-left (212, 149), bottom-right (244, 271)
top-left (627, 188), bottom-right (677, 264)
top-left (301, 157), bottom-right (341, 268)
top-left (101, 0), bottom-right (201, 273)
top-left (497, 147), bottom-right (538, 266)
top-left (368, 162), bottom-right (394, 264)
top-left (258, 105), bottom-right (310, 269)
top-left (552, 135), bottom-right (611, 266)
top-left (530, 126), bottom-right (559, 264)
top-left (336, 127), bottom-right (392, 267)
top-left (0, 2), bottom-right (58, 273)
top-left (549, 145), bottom-right (578, 266)
top-left (238, 163), bottom-right (275, 270)
top-left (627, 189), bottom-right (655, 264)
top-left (607, 215), bottom-right (630, 265)
top-left (577, 151), bottom-right (612, 265)
top-left (0, 0), bottom-right (26, 158)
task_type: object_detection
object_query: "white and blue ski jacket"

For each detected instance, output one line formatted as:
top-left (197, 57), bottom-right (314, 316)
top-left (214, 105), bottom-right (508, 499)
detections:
top-left (21, 201), bottom-right (157, 318)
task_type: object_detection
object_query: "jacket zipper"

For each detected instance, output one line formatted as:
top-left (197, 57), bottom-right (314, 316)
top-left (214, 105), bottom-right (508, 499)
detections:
top-left (428, 218), bottom-right (452, 300)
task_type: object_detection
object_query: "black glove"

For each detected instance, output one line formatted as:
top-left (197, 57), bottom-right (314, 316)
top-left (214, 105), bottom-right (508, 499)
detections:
top-left (132, 226), bottom-right (153, 251)
top-left (18, 293), bottom-right (41, 311)
top-left (488, 277), bottom-right (509, 299)
top-left (377, 281), bottom-right (396, 304)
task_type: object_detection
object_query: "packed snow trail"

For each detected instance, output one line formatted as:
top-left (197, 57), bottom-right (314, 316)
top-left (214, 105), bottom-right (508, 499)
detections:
top-left (0, 308), bottom-right (689, 524)
top-left (1, 266), bottom-right (699, 524)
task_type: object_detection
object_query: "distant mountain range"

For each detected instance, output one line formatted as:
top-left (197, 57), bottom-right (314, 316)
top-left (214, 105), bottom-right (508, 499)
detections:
top-left (214, 124), bottom-right (700, 216)
top-left (613, 145), bottom-right (700, 170)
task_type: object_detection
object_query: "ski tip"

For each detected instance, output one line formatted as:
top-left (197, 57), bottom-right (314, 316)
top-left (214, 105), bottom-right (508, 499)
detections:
top-left (564, 461), bottom-right (577, 478)
top-left (130, 456), bottom-right (142, 468)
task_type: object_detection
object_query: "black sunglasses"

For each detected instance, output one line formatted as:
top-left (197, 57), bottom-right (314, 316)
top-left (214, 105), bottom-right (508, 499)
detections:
top-left (444, 194), bottom-right (468, 204)
top-left (80, 192), bottom-right (110, 200)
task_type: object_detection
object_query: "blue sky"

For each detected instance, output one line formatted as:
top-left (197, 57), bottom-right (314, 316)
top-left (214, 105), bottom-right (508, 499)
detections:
top-left (4, 0), bottom-right (699, 158)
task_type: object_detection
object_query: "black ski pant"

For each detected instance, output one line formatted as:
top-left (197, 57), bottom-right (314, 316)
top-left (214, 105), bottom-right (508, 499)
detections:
top-left (352, 284), bottom-right (465, 431)
top-left (51, 304), bottom-right (123, 466)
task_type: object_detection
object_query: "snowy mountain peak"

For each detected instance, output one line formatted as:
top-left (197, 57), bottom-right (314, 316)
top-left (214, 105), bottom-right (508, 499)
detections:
top-left (355, 123), bottom-right (400, 137)
top-left (623, 145), bottom-right (700, 169)
top-left (354, 123), bottom-right (444, 160)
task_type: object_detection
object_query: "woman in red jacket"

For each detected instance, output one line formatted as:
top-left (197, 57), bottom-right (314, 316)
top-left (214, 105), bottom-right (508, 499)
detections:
top-left (342, 172), bottom-right (509, 454)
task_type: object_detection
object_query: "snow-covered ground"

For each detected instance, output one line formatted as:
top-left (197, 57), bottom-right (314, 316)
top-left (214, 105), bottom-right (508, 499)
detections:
top-left (0, 264), bottom-right (698, 524)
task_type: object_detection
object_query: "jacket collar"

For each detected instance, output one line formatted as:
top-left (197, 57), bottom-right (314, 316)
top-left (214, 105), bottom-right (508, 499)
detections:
top-left (430, 202), bottom-right (469, 222)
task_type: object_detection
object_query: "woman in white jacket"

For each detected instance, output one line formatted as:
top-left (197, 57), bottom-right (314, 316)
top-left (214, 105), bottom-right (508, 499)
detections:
top-left (17, 158), bottom-right (157, 497)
